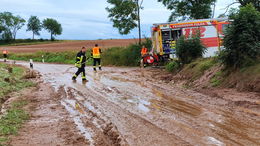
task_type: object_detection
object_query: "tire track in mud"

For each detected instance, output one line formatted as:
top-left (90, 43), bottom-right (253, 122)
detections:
top-left (63, 86), bottom-right (190, 146)
top-left (16, 62), bottom-right (260, 146)
top-left (58, 86), bottom-right (127, 146)
top-left (87, 70), bottom-right (260, 146)
top-left (10, 83), bottom-right (89, 146)
top-left (117, 69), bottom-right (260, 146)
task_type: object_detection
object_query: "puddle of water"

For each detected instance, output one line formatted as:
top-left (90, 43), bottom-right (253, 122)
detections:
top-left (64, 99), bottom-right (76, 107)
top-left (206, 136), bottom-right (224, 146)
top-left (84, 101), bottom-right (95, 111)
top-left (97, 77), bottom-right (202, 116)
top-left (205, 110), bottom-right (260, 145)
top-left (85, 75), bottom-right (154, 114)
top-left (108, 76), bottom-right (148, 88)
top-left (151, 89), bottom-right (202, 117)
top-left (126, 99), bottom-right (135, 103)
top-left (211, 118), bottom-right (260, 145)
top-left (61, 100), bottom-right (94, 146)
top-left (138, 103), bottom-right (150, 113)
top-left (140, 99), bottom-right (150, 106)
top-left (73, 117), bottom-right (94, 146)
top-left (61, 100), bottom-right (78, 116)
top-left (209, 123), bottom-right (215, 128)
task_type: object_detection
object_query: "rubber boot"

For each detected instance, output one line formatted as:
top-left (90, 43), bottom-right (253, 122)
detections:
top-left (82, 78), bottom-right (88, 82)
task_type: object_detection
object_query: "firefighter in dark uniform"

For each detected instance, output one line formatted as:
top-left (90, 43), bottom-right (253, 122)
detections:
top-left (72, 47), bottom-right (87, 82)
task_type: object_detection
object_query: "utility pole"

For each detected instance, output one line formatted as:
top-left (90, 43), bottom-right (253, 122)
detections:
top-left (136, 0), bottom-right (142, 45)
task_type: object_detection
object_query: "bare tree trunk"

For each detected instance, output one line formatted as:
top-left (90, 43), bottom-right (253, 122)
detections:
top-left (13, 33), bottom-right (16, 41)
top-left (12, 28), bottom-right (17, 41)
top-left (33, 32), bottom-right (34, 40)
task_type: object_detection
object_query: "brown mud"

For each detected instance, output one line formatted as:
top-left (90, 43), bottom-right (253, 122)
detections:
top-left (9, 62), bottom-right (260, 146)
top-left (9, 83), bottom-right (89, 146)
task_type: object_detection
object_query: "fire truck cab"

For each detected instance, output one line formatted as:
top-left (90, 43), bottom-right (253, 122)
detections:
top-left (151, 18), bottom-right (230, 59)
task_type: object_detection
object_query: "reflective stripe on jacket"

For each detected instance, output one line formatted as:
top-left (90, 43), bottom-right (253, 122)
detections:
top-left (75, 51), bottom-right (86, 67)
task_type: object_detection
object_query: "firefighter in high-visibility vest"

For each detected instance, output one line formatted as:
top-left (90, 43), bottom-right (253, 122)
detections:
top-left (141, 46), bottom-right (148, 57)
top-left (140, 46), bottom-right (148, 67)
top-left (2, 49), bottom-right (8, 62)
top-left (72, 47), bottom-right (87, 82)
top-left (91, 44), bottom-right (102, 71)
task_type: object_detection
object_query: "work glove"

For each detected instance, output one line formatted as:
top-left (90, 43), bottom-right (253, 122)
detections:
top-left (75, 62), bottom-right (82, 68)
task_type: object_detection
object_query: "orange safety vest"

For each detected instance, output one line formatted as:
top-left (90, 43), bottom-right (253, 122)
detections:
top-left (141, 47), bottom-right (148, 56)
top-left (92, 47), bottom-right (101, 58)
top-left (3, 50), bottom-right (8, 54)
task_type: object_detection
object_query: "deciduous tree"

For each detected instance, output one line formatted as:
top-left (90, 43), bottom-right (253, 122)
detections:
top-left (106, 0), bottom-right (143, 44)
top-left (42, 18), bottom-right (62, 40)
top-left (27, 16), bottom-right (42, 39)
top-left (0, 12), bottom-right (25, 40)
top-left (220, 4), bottom-right (260, 68)
top-left (158, 0), bottom-right (216, 21)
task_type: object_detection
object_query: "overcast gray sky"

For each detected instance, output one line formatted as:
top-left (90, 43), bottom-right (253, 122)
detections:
top-left (0, 0), bottom-right (239, 40)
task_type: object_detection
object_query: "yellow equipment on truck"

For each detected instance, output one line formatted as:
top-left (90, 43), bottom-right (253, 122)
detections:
top-left (151, 18), bottom-right (231, 60)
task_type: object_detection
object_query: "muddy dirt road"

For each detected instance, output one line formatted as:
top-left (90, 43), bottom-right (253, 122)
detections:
top-left (14, 62), bottom-right (260, 146)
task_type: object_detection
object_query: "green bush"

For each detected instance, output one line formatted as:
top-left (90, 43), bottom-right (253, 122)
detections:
top-left (176, 35), bottom-right (206, 64)
top-left (220, 4), bottom-right (260, 69)
top-left (166, 61), bottom-right (180, 72)
top-left (102, 38), bottom-right (152, 66)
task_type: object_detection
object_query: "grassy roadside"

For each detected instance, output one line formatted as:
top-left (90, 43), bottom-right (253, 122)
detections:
top-left (166, 58), bottom-right (260, 92)
top-left (0, 63), bottom-right (35, 98)
top-left (0, 63), bottom-right (35, 145)
top-left (180, 58), bottom-right (218, 81)
top-left (4, 39), bottom-right (152, 66)
top-left (6, 47), bottom-right (140, 66)
top-left (6, 51), bottom-right (93, 66)
top-left (0, 100), bottom-right (29, 145)
top-left (7, 51), bottom-right (79, 64)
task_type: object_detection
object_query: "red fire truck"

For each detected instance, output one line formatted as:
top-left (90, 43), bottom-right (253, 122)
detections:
top-left (151, 18), bottom-right (230, 59)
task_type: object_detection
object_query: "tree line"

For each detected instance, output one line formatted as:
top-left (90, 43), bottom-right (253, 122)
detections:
top-left (106, 0), bottom-right (260, 43)
top-left (0, 12), bottom-right (62, 42)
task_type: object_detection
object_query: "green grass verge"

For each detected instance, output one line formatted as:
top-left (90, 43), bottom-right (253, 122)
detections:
top-left (0, 100), bottom-right (29, 145)
top-left (0, 63), bottom-right (35, 98)
top-left (0, 63), bottom-right (34, 145)
top-left (165, 60), bottom-right (180, 73)
top-left (6, 51), bottom-right (92, 65)
top-left (210, 71), bottom-right (223, 87)
top-left (180, 58), bottom-right (218, 81)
